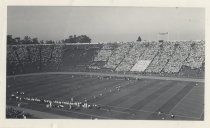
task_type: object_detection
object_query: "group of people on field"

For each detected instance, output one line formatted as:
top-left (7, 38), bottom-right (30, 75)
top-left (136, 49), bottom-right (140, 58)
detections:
top-left (11, 91), bottom-right (101, 112)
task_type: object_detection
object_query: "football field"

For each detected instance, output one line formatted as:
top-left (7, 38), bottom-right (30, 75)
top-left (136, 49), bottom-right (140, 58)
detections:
top-left (6, 73), bottom-right (204, 120)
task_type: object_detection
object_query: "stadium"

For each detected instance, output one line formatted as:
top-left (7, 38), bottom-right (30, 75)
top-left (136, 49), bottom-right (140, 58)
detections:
top-left (6, 40), bottom-right (205, 120)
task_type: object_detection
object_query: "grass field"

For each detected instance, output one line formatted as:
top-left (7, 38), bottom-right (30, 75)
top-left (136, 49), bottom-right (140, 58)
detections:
top-left (6, 73), bottom-right (204, 120)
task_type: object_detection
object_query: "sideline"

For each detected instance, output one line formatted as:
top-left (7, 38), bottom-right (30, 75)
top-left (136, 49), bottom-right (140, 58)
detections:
top-left (7, 71), bottom-right (204, 83)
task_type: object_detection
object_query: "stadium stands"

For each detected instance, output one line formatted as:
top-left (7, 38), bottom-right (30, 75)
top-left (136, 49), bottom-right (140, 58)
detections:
top-left (90, 44), bottom-right (115, 69)
top-left (60, 45), bottom-right (99, 72)
top-left (184, 40), bottom-right (205, 69)
top-left (7, 44), bottom-right (64, 74)
top-left (130, 42), bottom-right (160, 72)
top-left (146, 42), bottom-right (175, 73)
top-left (104, 42), bottom-right (132, 69)
top-left (7, 41), bottom-right (205, 78)
top-left (115, 42), bottom-right (146, 71)
top-left (164, 41), bottom-right (191, 73)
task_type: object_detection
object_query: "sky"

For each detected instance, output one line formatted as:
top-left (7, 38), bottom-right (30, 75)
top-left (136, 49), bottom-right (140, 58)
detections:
top-left (7, 6), bottom-right (205, 42)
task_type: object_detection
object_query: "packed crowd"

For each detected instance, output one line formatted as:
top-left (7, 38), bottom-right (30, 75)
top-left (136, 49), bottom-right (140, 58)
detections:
top-left (163, 42), bottom-right (191, 73)
top-left (61, 47), bottom-right (98, 70)
top-left (7, 46), bottom-right (18, 63)
top-left (184, 41), bottom-right (205, 69)
top-left (104, 43), bottom-right (132, 69)
top-left (6, 107), bottom-right (32, 119)
top-left (138, 42), bottom-right (160, 61)
top-left (146, 42), bottom-right (175, 73)
top-left (94, 41), bottom-right (204, 74)
top-left (43, 45), bottom-right (64, 71)
top-left (129, 42), bottom-right (160, 72)
top-left (94, 50), bottom-right (113, 62)
top-left (7, 44), bottom-right (64, 75)
top-left (7, 40), bottom-right (205, 76)
top-left (115, 43), bottom-right (146, 71)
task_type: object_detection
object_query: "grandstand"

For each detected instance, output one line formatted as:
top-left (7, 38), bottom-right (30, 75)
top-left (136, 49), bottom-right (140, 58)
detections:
top-left (7, 40), bottom-right (205, 78)
top-left (115, 42), bottom-right (146, 72)
top-left (104, 43), bottom-right (132, 70)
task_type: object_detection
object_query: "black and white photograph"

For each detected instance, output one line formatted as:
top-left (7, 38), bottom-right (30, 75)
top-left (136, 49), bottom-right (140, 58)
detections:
top-left (1, 0), bottom-right (210, 127)
top-left (5, 6), bottom-right (205, 120)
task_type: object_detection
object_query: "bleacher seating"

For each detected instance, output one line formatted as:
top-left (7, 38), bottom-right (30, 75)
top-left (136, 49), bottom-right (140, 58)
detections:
top-left (115, 42), bottom-right (146, 71)
top-left (130, 42), bottom-right (160, 72)
top-left (94, 50), bottom-right (113, 62)
top-left (184, 40), bottom-right (205, 69)
top-left (146, 42), bottom-right (175, 73)
top-left (164, 42), bottom-right (191, 73)
top-left (104, 43), bottom-right (131, 69)
top-left (7, 40), bottom-right (205, 78)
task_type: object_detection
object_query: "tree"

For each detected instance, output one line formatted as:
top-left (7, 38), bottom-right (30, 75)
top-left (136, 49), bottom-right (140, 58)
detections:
top-left (7, 35), bottom-right (42, 45)
top-left (32, 38), bottom-right (39, 44)
top-left (23, 36), bottom-right (32, 44)
top-left (7, 35), bottom-right (15, 45)
top-left (137, 36), bottom-right (142, 42)
top-left (64, 35), bottom-right (91, 43)
top-left (79, 35), bottom-right (91, 43)
top-left (40, 40), bottom-right (45, 44)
